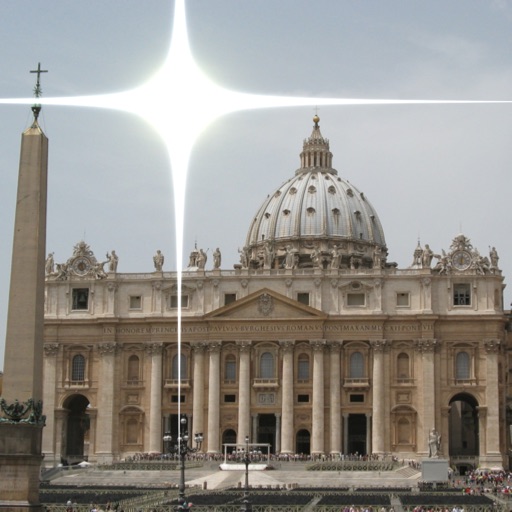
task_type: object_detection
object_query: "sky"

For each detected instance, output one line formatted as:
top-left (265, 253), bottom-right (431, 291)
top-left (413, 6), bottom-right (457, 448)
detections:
top-left (1, 1), bottom-right (512, 371)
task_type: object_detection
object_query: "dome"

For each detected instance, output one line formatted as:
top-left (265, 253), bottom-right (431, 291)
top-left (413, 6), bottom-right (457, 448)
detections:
top-left (242, 117), bottom-right (387, 270)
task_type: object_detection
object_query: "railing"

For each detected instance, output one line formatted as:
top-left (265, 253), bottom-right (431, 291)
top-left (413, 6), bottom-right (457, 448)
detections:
top-left (253, 378), bottom-right (279, 387)
top-left (343, 378), bottom-right (370, 387)
top-left (164, 378), bottom-right (190, 388)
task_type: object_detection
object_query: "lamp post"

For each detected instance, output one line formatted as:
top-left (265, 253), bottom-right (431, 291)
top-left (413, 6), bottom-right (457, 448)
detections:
top-left (240, 435), bottom-right (252, 512)
top-left (163, 415), bottom-right (203, 511)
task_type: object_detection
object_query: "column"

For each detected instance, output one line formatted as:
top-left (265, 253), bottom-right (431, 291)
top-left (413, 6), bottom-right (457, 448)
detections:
top-left (237, 341), bottom-right (252, 443)
top-left (280, 340), bottom-right (295, 454)
top-left (275, 414), bottom-right (281, 454)
top-left (329, 342), bottom-right (342, 454)
top-left (146, 342), bottom-right (163, 453)
top-left (311, 339), bottom-right (326, 454)
top-left (366, 413), bottom-right (372, 455)
top-left (42, 343), bottom-right (59, 464)
top-left (370, 339), bottom-right (388, 454)
top-left (191, 342), bottom-right (206, 444)
top-left (483, 339), bottom-right (502, 465)
top-left (252, 414), bottom-right (258, 443)
top-left (95, 343), bottom-right (117, 463)
top-left (414, 338), bottom-right (438, 456)
top-left (207, 342), bottom-right (221, 453)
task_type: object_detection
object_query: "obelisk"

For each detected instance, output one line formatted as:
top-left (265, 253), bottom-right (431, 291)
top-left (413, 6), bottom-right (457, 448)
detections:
top-left (0, 64), bottom-right (49, 511)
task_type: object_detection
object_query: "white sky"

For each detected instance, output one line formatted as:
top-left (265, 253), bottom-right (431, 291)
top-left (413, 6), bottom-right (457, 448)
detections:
top-left (1, 0), bottom-right (512, 371)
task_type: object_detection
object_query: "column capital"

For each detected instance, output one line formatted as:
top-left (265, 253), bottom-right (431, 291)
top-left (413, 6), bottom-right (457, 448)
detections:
top-left (98, 342), bottom-right (118, 356)
top-left (208, 342), bottom-right (222, 353)
top-left (145, 342), bottom-right (163, 355)
top-left (279, 340), bottom-right (295, 353)
top-left (414, 338), bottom-right (438, 353)
top-left (327, 341), bottom-right (342, 353)
top-left (191, 341), bottom-right (207, 353)
top-left (43, 343), bottom-right (59, 357)
top-left (370, 339), bottom-right (389, 352)
top-left (236, 340), bottom-right (252, 353)
top-left (310, 339), bottom-right (326, 351)
top-left (483, 339), bottom-right (501, 353)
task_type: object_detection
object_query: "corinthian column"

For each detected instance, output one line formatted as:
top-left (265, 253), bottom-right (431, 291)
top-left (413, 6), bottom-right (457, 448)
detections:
top-left (370, 339), bottom-right (388, 454)
top-left (191, 342), bottom-right (206, 444)
top-left (96, 343), bottom-right (118, 463)
top-left (207, 342), bottom-right (222, 453)
top-left (146, 342), bottom-right (163, 453)
top-left (280, 340), bottom-right (295, 453)
top-left (483, 339), bottom-right (502, 465)
top-left (42, 343), bottom-right (59, 464)
top-left (311, 339), bottom-right (326, 455)
top-left (237, 341), bottom-right (252, 443)
top-left (328, 342), bottom-right (342, 454)
top-left (414, 338), bottom-right (438, 455)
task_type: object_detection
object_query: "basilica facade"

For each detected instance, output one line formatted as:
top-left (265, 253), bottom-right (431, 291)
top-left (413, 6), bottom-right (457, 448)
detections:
top-left (41, 117), bottom-right (508, 472)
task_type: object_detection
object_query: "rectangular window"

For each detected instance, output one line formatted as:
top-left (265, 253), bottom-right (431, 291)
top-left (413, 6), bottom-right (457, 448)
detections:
top-left (350, 394), bottom-right (365, 403)
top-left (297, 293), bottom-right (310, 306)
top-left (129, 295), bottom-right (142, 309)
top-left (347, 293), bottom-right (365, 306)
top-left (396, 292), bottom-right (410, 307)
top-left (453, 283), bottom-right (471, 306)
top-left (297, 394), bottom-right (310, 403)
top-left (72, 288), bottom-right (89, 310)
top-left (224, 293), bottom-right (237, 306)
top-left (171, 395), bottom-right (185, 403)
top-left (224, 394), bottom-right (236, 403)
top-left (170, 295), bottom-right (189, 308)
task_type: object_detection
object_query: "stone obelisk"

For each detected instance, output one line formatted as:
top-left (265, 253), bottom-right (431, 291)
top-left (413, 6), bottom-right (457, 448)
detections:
top-left (0, 64), bottom-right (49, 511)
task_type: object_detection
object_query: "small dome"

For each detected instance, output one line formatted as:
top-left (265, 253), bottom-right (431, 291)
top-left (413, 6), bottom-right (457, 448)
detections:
top-left (243, 117), bottom-right (387, 270)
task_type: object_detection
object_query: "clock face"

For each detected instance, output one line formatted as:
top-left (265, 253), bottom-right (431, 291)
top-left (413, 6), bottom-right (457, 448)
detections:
top-left (452, 250), bottom-right (472, 271)
top-left (72, 257), bottom-right (91, 276)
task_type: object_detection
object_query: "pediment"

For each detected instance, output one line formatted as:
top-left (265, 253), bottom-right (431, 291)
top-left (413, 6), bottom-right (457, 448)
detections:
top-left (205, 288), bottom-right (327, 320)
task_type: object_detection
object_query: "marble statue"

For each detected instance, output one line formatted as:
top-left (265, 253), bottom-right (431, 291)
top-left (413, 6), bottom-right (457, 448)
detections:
top-left (213, 248), bottom-right (221, 269)
top-left (153, 250), bottom-right (164, 271)
top-left (428, 428), bottom-right (441, 458)
top-left (106, 250), bottom-right (118, 272)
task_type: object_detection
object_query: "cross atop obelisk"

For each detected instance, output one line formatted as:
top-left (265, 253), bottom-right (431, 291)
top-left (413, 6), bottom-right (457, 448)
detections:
top-left (29, 62), bottom-right (48, 120)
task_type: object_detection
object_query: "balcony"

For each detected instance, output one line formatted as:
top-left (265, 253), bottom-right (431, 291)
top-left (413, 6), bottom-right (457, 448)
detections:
top-left (253, 378), bottom-right (279, 389)
top-left (164, 379), bottom-right (190, 389)
top-left (343, 378), bottom-right (370, 389)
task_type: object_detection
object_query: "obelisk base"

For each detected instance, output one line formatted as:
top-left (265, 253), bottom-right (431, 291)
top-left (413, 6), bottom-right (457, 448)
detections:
top-left (0, 423), bottom-right (44, 511)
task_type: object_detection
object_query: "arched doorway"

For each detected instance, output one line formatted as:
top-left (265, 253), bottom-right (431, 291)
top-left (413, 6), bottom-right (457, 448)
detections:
top-left (449, 393), bottom-right (479, 473)
top-left (296, 429), bottom-right (310, 455)
top-left (63, 394), bottom-right (90, 465)
top-left (222, 429), bottom-right (237, 453)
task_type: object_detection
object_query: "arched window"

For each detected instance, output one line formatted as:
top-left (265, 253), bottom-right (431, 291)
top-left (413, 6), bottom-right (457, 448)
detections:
top-left (397, 353), bottom-right (410, 379)
top-left (127, 355), bottom-right (140, 382)
top-left (225, 355), bottom-right (236, 382)
top-left (349, 352), bottom-right (364, 378)
top-left (260, 352), bottom-right (274, 379)
top-left (298, 354), bottom-right (310, 381)
top-left (172, 354), bottom-right (187, 379)
top-left (456, 351), bottom-right (470, 380)
top-left (71, 354), bottom-right (85, 381)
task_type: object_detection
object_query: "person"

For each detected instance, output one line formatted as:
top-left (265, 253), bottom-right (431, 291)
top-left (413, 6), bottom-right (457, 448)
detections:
top-left (197, 248), bottom-right (207, 269)
top-left (489, 246), bottom-right (499, 268)
top-left (213, 247), bottom-right (221, 269)
top-left (153, 250), bottom-right (164, 271)
top-left (331, 245), bottom-right (341, 269)
top-left (45, 252), bottom-right (55, 275)
top-left (422, 244), bottom-right (434, 268)
top-left (106, 250), bottom-right (118, 272)
top-left (428, 427), bottom-right (441, 458)
top-left (285, 245), bottom-right (296, 269)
